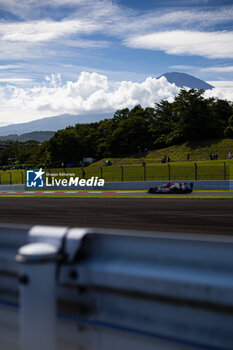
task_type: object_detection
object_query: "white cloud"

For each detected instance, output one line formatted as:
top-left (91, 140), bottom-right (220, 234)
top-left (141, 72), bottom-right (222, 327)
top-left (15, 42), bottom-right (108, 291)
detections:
top-left (2, 0), bottom-right (232, 29)
top-left (0, 0), bottom-right (120, 21)
top-left (0, 65), bottom-right (21, 70)
top-left (205, 86), bottom-right (233, 101)
top-left (207, 81), bottom-right (233, 88)
top-left (0, 72), bottom-right (180, 124)
top-left (0, 41), bottom-right (40, 60)
top-left (0, 78), bottom-right (33, 83)
top-left (203, 66), bottom-right (233, 72)
top-left (103, 6), bottom-right (233, 38)
top-left (125, 30), bottom-right (233, 59)
top-left (0, 0), bottom-right (87, 19)
top-left (150, 7), bottom-right (233, 29)
top-left (0, 19), bottom-right (101, 43)
top-left (0, 18), bottom-right (107, 63)
top-left (169, 65), bottom-right (198, 70)
top-left (0, 1), bottom-right (232, 63)
top-left (0, 72), bottom-right (233, 125)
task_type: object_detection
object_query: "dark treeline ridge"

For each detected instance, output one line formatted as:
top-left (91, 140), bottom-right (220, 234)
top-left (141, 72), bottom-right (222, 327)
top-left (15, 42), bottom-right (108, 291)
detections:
top-left (0, 89), bottom-right (233, 167)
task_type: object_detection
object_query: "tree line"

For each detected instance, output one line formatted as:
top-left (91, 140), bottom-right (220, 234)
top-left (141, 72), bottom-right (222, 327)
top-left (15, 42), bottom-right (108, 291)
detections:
top-left (0, 89), bottom-right (233, 167)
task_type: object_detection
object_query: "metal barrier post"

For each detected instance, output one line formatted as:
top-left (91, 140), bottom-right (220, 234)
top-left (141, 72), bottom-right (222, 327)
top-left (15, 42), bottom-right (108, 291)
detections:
top-left (8, 171), bottom-right (12, 185)
top-left (20, 171), bottom-right (24, 184)
top-left (121, 166), bottom-right (124, 182)
top-left (194, 163), bottom-right (197, 180)
top-left (143, 164), bottom-right (146, 181)
top-left (224, 162), bottom-right (226, 180)
top-left (16, 242), bottom-right (58, 350)
top-left (63, 167), bottom-right (67, 179)
top-left (168, 164), bottom-right (170, 181)
top-left (81, 167), bottom-right (85, 179)
top-left (100, 166), bottom-right (103, 179)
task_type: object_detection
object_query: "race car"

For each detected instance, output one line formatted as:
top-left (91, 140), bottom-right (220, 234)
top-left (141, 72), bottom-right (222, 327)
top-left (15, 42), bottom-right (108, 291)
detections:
top-left (148, 182), bottom-right (193, 194)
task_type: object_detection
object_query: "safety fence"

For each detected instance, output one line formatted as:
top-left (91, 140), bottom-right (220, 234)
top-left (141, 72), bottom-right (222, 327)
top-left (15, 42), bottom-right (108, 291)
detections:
top-left (89, 162), bottom-right (230, 182)
top-left (46, 163), bottom-right (232, 182)
top-left (0, 225), bottom-right (233, 350)
top-left (0, 170), bottom-right (25, 185)
top-left (0, 162), bottom-right (232, 185)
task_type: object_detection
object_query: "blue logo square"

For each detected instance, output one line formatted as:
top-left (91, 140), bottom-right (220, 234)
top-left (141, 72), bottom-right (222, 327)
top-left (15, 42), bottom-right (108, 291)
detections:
top-left (26, 169), bottom-right (44, 188)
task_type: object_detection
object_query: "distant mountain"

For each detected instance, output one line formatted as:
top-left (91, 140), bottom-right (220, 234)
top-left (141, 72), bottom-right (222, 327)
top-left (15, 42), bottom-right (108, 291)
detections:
top-left (0, 131), bottom-right (55, 142)
top-left (158, 72), bottom-right (214, 90)
top-left (0, 113), bottom-right (112, 136)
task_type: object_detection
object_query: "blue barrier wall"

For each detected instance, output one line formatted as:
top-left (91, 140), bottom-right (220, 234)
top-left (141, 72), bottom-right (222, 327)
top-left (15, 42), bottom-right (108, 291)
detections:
top-left (1, 180), bottom-right (233, 191)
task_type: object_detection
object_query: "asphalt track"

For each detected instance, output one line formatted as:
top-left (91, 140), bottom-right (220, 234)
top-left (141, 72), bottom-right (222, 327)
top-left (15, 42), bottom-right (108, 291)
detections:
top-left (1, 195), bottom-right (233, 236)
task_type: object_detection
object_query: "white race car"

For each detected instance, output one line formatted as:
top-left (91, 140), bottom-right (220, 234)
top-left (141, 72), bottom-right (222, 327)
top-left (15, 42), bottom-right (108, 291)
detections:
top-left (148, 182), bottom-right (193, 194)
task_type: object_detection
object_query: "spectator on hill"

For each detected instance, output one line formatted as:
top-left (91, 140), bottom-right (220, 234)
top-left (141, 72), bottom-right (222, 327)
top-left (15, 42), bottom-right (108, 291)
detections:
top-left (228, 151), bottom-right (231, 159)
top-left (161, 155), bottom-right (166, 163)
top-left (187, 153), bottom-right (190, 161)
top-left (210, 153), bottom-right (214, 160)
top-left (167, 156), bottom-right (171, 163)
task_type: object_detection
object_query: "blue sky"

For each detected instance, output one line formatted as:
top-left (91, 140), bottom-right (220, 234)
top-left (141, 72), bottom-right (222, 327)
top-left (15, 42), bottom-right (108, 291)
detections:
top-left (0, 0), bottom-right (233, 125)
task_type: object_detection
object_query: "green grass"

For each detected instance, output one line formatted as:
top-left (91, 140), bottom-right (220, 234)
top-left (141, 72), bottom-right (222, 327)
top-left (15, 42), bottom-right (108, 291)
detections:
top-left (93, 161), bottom-right (232, 181)
top-left (0, 169), bottom-right (26, 185)
top-left (146, 139), bottom-right (233, 162)
top-left (90, 139), bottom-right (233, 166)
top-left (1, 139), bottom-right (233, 184)
top-left (1, 160), bottom-right (233, 185)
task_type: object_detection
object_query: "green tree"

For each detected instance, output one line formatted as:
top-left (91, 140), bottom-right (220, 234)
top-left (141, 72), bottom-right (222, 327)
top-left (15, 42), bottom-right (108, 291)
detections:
top-left (48, 128), bottom-right (86, 164)
top-left (224, 115), bottom-right (233, 138)
top-left (173, 89), bottom-right (213, 140)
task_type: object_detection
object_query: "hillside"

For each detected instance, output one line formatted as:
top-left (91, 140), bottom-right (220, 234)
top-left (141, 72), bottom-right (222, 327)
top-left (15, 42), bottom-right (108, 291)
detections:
top-left (0, 131), bottom-right (55, 142)
top-left (90, 139), bottom-right (233, 166)
top-left (0, 112), bottom-right (112, 136)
